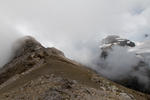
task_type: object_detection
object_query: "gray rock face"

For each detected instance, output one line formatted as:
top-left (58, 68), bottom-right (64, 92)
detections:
top-left (101, 35), bottom-right (135, 59)
top-left (100, 35), bottom-right (135, 59)
top-left (101, 35), bottom-right (135, 47)
top-left (13, 36), bottom-right (44, 57)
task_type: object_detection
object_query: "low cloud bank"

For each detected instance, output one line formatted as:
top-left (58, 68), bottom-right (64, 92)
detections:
top-left (77, 35), bottom-right (150, 93)
top-left (0, 23), bottom-right (23, 67)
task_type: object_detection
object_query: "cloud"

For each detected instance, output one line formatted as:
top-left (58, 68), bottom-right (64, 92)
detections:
top-left (0, 20), bottom-right (22, 67)
top-left (0, 0), bottom-right (149, 68)
top-left (0, 0), bottom-right (150, 90)
top-left (0, 0), bottom-right (150, 93)
top-left (99, 46), bottom-right (140, 79)
top-left (1, 0), bottom-right (150, 43)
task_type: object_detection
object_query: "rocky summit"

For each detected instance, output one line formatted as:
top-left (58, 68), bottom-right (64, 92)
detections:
top-left (0, 36), bottom-right (149, 100)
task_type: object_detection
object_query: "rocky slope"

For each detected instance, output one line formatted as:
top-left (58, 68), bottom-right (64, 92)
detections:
top-left (0, 36), bottom-right (149, 100)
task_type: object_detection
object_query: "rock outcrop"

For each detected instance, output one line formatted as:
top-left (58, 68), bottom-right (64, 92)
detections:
top-left (100, 35), bottom-right (135, 59)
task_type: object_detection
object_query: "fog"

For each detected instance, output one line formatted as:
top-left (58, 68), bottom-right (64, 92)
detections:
top-left (1, 0), bottom-right (149, 59)
top-left (0, 0), bottom-right (150, 92)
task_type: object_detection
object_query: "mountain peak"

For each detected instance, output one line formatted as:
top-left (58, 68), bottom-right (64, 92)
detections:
top-left (0, 36), bottom-right (149, 100)
top-left (101, 35), bottom-right (135, 47)
top-left (14, 36), bottom-right (44, 57)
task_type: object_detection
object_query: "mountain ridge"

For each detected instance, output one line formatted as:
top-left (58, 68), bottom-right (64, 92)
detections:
top-left (0, 36), bottom-right (149, 100)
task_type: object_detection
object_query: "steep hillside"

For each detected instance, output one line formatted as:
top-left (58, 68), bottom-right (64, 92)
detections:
top-left (0, 36), bottom-right (149, 100)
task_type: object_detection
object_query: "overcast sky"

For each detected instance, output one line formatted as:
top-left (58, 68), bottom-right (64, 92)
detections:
top-left (1, 0), bottom-right (150, 41)
top-left (0, 0), bottom-right (150, 66)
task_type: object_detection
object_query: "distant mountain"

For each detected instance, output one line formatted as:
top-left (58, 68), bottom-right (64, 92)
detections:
top-left (0, 36), bottom-right (149, 100)
top-left (99, 35), bottom-right (150, 94)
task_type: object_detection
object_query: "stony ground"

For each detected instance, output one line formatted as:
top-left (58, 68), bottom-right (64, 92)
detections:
top-left (0, 74), bottom-right (141, 100)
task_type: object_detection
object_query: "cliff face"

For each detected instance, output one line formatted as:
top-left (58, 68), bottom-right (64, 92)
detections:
top-left (0, 36), bottom-right (149, 100)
